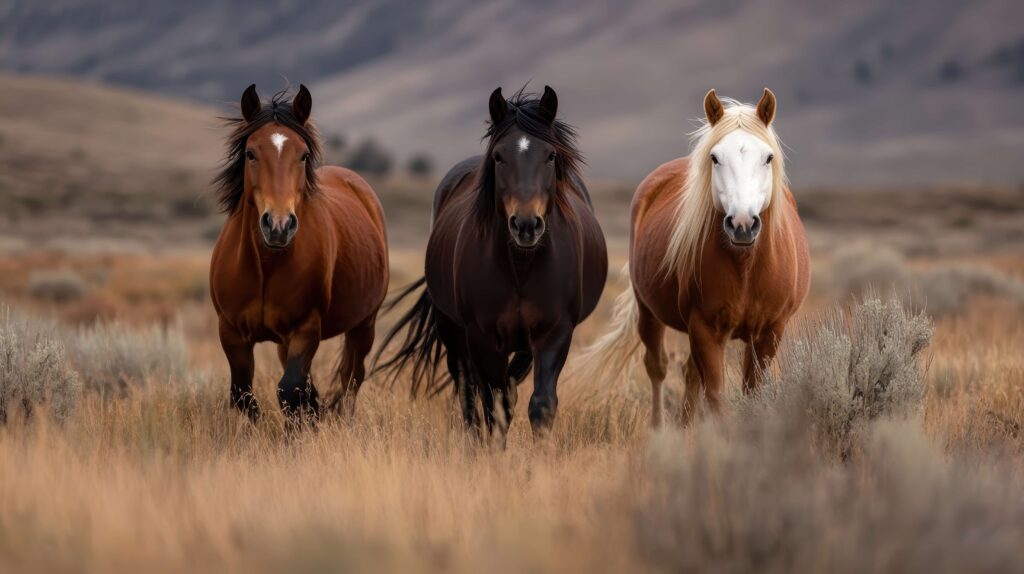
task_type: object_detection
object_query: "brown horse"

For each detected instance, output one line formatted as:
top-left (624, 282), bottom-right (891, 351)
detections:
top-left (210, 84), bottom-right (389, 424)
top-left (374, 86), bottom-right (607, 439)
top-left (580, 89), bottom-right (810, 427)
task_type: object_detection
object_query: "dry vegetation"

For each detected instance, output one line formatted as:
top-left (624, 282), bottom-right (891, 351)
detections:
top-left (0, 240), bottom-right (1022, 572)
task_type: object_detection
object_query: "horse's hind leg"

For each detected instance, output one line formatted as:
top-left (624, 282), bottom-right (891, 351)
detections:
top-left (278, 314), bottom-right (322, 428)
top-left (467, 339), bottom-right (511, 445)
top-left (638, 303), bottom-right (668, 428)
top-left (435, 314), bottom-right (480, 435)
top-left (333, 316), bottom-right (376, 419)
top-left (219, 320), bottom-right (260, 422)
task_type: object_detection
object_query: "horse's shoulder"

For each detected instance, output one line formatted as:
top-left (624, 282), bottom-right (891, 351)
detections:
top-left (633, 157), bottom-right (688, 224)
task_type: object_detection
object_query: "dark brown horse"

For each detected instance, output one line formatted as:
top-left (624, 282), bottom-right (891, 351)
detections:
top-left (374, 86), bottom-right (607, 438)
top-left (210, 84), bottom-right (389, 424)
top-left (580, 89), bottom-right (810, 427)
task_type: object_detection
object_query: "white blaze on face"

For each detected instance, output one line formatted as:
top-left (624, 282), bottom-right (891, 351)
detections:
top-left (271, 133), bottom-right (288, 157)
top-left (709, 129), bottom-right (773, 224)
top-left (517, 136), bottom-right (530, 153)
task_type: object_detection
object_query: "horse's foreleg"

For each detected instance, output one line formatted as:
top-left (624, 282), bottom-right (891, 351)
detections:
top-left (278, 314), bottom-right (322, 427)
top-left (219, 320), bottom-right (259, 422)
top-left (688, 313), bottom-right (727, 415)
top-left (638, 303), bottom-right (668, 428)
top-left (334, 316), bottom-right (376, 419)
top-left (528, 322), bottom-right (573, 436)
top-left (680, 357), bottom-right (701, 427)
top-left (742, 324), bottom-right (784, 394)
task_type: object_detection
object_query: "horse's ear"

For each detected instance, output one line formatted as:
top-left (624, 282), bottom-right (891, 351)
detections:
top-left (241, 84), bottom-right (261, 123)
top-left (756, 88), bottom-right (776, 126)
top-left (538, 85), bottom-right (558, 124)
top-left (489, 87), bottom-right (507, 125)
top-left (703, 89), bottom-right (724, 126)
top-left (293, 84), bottom-right (313, 125)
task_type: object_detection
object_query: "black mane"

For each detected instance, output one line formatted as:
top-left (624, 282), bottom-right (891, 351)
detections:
top-left (475, 87), bottom-right (584, 220)
top-left (213, 88), bottom-right (322, 214)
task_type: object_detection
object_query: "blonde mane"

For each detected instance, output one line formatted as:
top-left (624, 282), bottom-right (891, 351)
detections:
top-left (661, 99), bottom-right (788, 278)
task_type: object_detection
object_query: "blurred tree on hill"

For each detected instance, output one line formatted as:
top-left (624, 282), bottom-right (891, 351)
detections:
top-left (406, 153), bottom-right (434, 178)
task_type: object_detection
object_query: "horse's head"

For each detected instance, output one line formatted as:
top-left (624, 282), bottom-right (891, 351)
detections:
top-left (703, 88), bottom-right (780, 247)
top-left (234, 84), bottom-right (318, 250)
top-left (486, 86), bottom-right (562, 249)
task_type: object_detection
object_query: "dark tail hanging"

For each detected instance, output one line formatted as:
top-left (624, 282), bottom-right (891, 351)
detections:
top-left (370, 277), bottom-right (452, 396)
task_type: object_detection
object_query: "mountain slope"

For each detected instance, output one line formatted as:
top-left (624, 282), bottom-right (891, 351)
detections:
top-left (2, 0), bottom-right (1023, 185)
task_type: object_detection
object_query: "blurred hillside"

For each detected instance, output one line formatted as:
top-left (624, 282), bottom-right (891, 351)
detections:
top-left (1, 72), bottom-right (1022, 258)
top-left (2, 0), bottom-right (1023, 185)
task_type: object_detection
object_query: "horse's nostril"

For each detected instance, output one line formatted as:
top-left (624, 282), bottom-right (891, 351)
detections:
top-left (287, 214), bottom-right (298, 233)
top-left (724, 215), bottom-right (735, 232)
top-left (751, 215), bottom-right (762, 233)
top-left (509, 215), bottom-right (519, 232)
top-left (260, 212), bottom-right (273, 231)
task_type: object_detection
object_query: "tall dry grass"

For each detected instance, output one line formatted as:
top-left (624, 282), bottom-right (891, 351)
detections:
top-left (1, 292), bottom-right (1022, 572)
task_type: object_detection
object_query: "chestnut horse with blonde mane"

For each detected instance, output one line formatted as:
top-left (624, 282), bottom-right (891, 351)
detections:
top-left (210, 84), bottom-right (389, 425)
top-left (580, 88), bottom-right (809, 426)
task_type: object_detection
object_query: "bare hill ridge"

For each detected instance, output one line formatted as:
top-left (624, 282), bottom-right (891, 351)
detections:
top-left (3, 0), bottom-right (1024, 184)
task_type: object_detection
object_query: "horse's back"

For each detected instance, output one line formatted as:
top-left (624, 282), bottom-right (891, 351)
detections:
top-left (318, 165), bottom-right (387, 238)
top-left (628, 157), bottom-right (689, 330)
top-left (432, 156), bottom-right (481, 222)
top-left (632, 157), bottom-right (688, 232)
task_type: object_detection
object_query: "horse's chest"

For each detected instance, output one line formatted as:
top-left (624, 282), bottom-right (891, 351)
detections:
top-left (473, 294), bottom-right (546, 352)
top-left (700, 271), bottom-right (792, 335)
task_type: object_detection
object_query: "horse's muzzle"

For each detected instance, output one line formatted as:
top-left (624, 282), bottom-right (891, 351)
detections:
top-left (260, 212), bottom-right (298, 249)
top-left (508, 215), bottom-right (546, 248)
top-left (723, 214), bottom-right (761, 246)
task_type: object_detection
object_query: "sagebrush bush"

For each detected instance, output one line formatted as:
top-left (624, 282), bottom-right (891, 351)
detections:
top-left (28, 269), bottom-right (87, 303)
top-left (744, 296), bottom-right (933, 460)
top-left (631, 298), bottom-right (1024, 573)
top-left (639, 420), bottom-right (1024, 574)
top-left (0, 308), bottom-right (81, 423)
top-left (68, 320), bottom-right (189, 392)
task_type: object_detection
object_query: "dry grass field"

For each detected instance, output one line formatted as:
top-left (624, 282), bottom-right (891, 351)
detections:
top-left (2, 74), bottom-right (1024, 573)
top-left (2, 221), bottom-right (1024, 572)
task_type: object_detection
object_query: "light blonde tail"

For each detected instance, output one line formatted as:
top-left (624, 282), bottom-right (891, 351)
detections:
top-left (573, 264), bottom-right (643, 384)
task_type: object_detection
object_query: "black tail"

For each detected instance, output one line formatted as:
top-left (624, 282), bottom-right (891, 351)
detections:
top-left (370, 277), bottom-right (451, 397)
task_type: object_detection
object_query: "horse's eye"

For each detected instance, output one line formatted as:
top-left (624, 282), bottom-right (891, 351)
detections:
top-left (766, 153), bottom-right (774, 165)
top-left (710, 153), bottom-right (719, 165)
top-left (547, 152), bottom-right (556, 163)
top-left (300, 151), bottom-right (310, 163)
top-left (493, 153), bottom-right (504, 165)
top-left (245, 150), bottom-right (256, 161)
